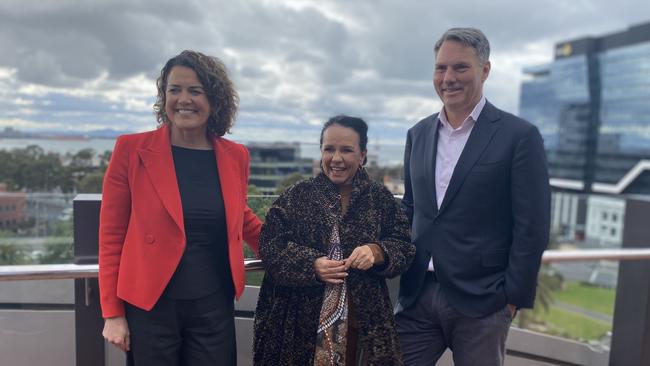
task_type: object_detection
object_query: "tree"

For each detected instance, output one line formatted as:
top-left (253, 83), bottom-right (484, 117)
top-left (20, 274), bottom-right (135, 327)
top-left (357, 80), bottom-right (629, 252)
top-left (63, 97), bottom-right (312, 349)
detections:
top-left (517, 233), bottom-right (564, 329)
top-left (38, 241), bottom-right (74, 264)
top-left (0, 230), bottom-right (31, 265)
top-left (0, 146), bottom-right (112, 193)
top-left (52, 217), bottom-right (73, 237)
top-left (247, 185), bottom-right (274, 220)
top-left (76, 149), bottom-right (111, 193)
top-left (365, 164), bottom-right (403, 184)
top-left (0, 244), bottom-right (31, 265)
top-left (0, 150), bottom-right (18, 189)
top-left (98, 150), bottom-right (112, 171)
top-left (77, 171), bottom-right (105, 193)
top-left (517, 268), bottom-right (564, 329)
top-left (275, 173), bottom-right (307, 194)
top-left (68, 148), bottom-right (96, 170)
top-left (0, 145), bottom-right (70, 191)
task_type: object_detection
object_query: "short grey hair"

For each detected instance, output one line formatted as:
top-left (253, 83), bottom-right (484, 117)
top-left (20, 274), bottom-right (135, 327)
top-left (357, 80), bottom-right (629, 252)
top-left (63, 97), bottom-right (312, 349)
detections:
top-left (434, 27), bottom-right (490, 64)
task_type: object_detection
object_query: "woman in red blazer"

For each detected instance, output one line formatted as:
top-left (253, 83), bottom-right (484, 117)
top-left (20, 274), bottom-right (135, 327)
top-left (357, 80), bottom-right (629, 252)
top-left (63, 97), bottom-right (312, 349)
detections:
top-left (99, 50), bottom-right (261, 366)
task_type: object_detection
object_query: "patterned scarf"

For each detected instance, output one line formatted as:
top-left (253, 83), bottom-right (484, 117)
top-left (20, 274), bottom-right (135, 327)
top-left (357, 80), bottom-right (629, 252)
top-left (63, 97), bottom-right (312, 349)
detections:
top-left (314, 225), bottom-right (348, 366)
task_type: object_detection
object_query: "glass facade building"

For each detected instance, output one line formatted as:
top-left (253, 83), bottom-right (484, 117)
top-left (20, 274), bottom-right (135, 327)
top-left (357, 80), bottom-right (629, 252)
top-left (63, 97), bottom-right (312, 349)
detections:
top-left (520, 22), bottom-right (650, 194)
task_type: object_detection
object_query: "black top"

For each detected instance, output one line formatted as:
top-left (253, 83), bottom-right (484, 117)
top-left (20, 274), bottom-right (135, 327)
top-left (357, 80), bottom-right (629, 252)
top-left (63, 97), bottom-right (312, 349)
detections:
top-left (163, 145), bottom-right (233, 299)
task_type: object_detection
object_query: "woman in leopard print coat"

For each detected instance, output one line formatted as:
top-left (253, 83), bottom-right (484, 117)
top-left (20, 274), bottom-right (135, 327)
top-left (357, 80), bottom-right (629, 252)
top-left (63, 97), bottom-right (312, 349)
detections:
top-left (253, 115), bottom-right (415, 365)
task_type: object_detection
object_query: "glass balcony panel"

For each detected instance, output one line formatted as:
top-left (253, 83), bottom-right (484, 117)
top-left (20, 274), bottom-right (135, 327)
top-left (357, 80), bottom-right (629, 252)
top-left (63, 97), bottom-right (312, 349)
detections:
top-left (1, 193), bottom-right (649, 365)
top-left (0, 279), bottom-right (75, 366)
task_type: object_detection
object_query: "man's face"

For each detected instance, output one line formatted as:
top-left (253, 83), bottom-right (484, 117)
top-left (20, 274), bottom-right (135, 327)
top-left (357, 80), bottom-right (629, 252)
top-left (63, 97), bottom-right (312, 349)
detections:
top-left (434, 41), bottom-right (490, 117)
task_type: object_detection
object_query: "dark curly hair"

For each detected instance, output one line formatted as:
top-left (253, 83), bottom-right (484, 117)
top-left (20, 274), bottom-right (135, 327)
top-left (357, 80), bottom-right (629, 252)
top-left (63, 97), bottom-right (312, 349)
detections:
top-left (153, 50), bottom-right (239, 137)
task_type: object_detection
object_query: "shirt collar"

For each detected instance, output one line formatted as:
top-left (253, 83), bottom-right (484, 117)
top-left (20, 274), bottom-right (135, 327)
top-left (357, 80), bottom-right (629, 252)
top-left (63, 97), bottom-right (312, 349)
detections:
top-left (438, 95), bottom-right (486, 131)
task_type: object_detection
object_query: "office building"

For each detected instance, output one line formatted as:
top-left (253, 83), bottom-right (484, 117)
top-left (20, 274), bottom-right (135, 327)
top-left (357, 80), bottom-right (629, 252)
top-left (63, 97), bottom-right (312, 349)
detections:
top-left (247, 142), bottom-right (314, 194)
top-left (0, 184), bottom-right (26, 230)
top-left (520, 22), bottom-right (650, 194)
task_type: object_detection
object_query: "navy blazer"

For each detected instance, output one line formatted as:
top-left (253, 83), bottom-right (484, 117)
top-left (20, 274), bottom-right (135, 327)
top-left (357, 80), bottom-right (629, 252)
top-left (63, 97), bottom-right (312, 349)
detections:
top-left (398, 101), bottom-right (551, 318)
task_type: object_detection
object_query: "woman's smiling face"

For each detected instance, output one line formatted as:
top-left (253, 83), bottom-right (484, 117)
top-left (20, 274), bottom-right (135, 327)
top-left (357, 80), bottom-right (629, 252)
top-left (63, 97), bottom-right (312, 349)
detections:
top-left (321, 124), bottom-right (367, 187)
top-left (164, 66), bottom-right (211, 132)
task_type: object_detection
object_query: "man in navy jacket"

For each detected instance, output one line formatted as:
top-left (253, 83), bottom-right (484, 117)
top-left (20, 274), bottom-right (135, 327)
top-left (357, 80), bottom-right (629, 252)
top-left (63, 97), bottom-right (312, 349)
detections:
top-left (396, 27), bottom-right (551, 366)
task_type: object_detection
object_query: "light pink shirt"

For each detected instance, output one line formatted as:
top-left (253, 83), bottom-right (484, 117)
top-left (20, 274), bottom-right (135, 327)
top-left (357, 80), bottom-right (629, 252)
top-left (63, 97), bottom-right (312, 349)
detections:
top-left (435, 96), bottom-right (486, 208)
top-left (428, 96), bottom-right (486, 271)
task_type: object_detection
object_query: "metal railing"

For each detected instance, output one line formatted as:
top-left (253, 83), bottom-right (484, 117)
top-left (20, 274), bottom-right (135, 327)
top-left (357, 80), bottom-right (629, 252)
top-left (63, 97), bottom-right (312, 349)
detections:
top-left (0, 260), bottom-right (264, 281)
top-left (541, 248), bottom-right (650, 262)
top-left (2, 249), bottom-right (650, 281)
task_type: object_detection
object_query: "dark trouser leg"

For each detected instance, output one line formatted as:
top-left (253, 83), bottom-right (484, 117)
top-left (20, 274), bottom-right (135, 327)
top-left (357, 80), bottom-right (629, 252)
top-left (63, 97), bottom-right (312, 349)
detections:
top-left (345, 324), bottom-right (359, 366)
top-left (395, 279), bottom-right (447, 366)
top-left (125, 299), bottom-right (182, 366)
top-left (180, 291), bottom-right (236, 366)
top-left (439, 297), bottom-right (512, 366)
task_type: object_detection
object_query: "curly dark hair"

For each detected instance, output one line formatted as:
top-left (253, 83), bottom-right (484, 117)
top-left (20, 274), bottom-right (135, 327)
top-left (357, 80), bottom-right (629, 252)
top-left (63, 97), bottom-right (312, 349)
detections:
top-left (153, 50), bottom-right (239, 137)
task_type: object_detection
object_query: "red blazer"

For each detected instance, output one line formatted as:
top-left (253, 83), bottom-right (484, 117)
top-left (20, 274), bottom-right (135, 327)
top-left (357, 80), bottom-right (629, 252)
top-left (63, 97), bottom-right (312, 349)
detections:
top-left (98, 125), bottom-right (261, 318)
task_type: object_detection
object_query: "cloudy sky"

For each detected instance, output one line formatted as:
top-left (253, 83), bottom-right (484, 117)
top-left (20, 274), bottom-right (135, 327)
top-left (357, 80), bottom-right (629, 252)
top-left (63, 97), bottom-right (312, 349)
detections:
top-left (1, 0), bottom-right (649, 146)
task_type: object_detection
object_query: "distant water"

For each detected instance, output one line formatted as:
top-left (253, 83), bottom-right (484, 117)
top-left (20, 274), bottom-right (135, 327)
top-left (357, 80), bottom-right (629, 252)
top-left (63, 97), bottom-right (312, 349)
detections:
top-left (0, 138), bottom-right (406, 166)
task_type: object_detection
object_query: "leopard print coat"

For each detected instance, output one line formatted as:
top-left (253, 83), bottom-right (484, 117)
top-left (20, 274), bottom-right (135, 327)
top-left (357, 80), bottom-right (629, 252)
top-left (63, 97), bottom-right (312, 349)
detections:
top-left (253, 170), bottom-right (415, 365)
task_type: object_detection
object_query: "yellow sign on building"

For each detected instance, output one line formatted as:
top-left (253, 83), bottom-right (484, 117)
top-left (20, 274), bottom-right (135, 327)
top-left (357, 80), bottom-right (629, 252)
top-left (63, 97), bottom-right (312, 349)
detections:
top-left (555, 43), bottom-right (573, 58)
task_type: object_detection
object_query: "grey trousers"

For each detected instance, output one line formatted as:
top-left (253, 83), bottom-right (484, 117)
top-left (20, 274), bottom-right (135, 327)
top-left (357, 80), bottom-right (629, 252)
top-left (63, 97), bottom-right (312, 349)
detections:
top-left (395, 275), bottom-right (512, 366)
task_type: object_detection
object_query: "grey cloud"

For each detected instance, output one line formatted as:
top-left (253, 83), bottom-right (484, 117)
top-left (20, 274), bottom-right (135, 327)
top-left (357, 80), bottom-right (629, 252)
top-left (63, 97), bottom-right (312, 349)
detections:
top-left (418, 0), bottom-right (650, 53)
top-left (350, 1), bottom-right (437, 81)
top-left (1, 0), bottom-right (649, 137)
top-left (0, 0), bottom-right (205, 85)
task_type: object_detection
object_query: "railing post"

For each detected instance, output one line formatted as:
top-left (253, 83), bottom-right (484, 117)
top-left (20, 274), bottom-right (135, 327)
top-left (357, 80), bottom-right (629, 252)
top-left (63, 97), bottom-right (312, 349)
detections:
top-left (610, 199), bottom-right (650, 365)
top-left (73, 194), bottom-right (105, 366)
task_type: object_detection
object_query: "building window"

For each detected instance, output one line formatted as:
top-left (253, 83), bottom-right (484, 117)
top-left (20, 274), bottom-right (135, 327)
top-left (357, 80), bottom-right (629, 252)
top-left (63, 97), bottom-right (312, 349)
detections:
top-left (611, 228), bottom-right (617, 237)
top-left (612, 213), bottom-right (618, 222)
top-left (602, 212), bottom-right (608, 220)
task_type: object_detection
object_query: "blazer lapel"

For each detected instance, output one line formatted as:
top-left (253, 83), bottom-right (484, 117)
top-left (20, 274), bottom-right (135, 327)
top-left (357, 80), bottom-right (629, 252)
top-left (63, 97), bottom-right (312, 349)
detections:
top-left (137, 125), bottom-right (185, 232)
top-left (214, 138), bottom-right (240, 239)
top-left (437, 102), bottom-right (501, 215)
top-left (425, 116), bottom-right (441, 214)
